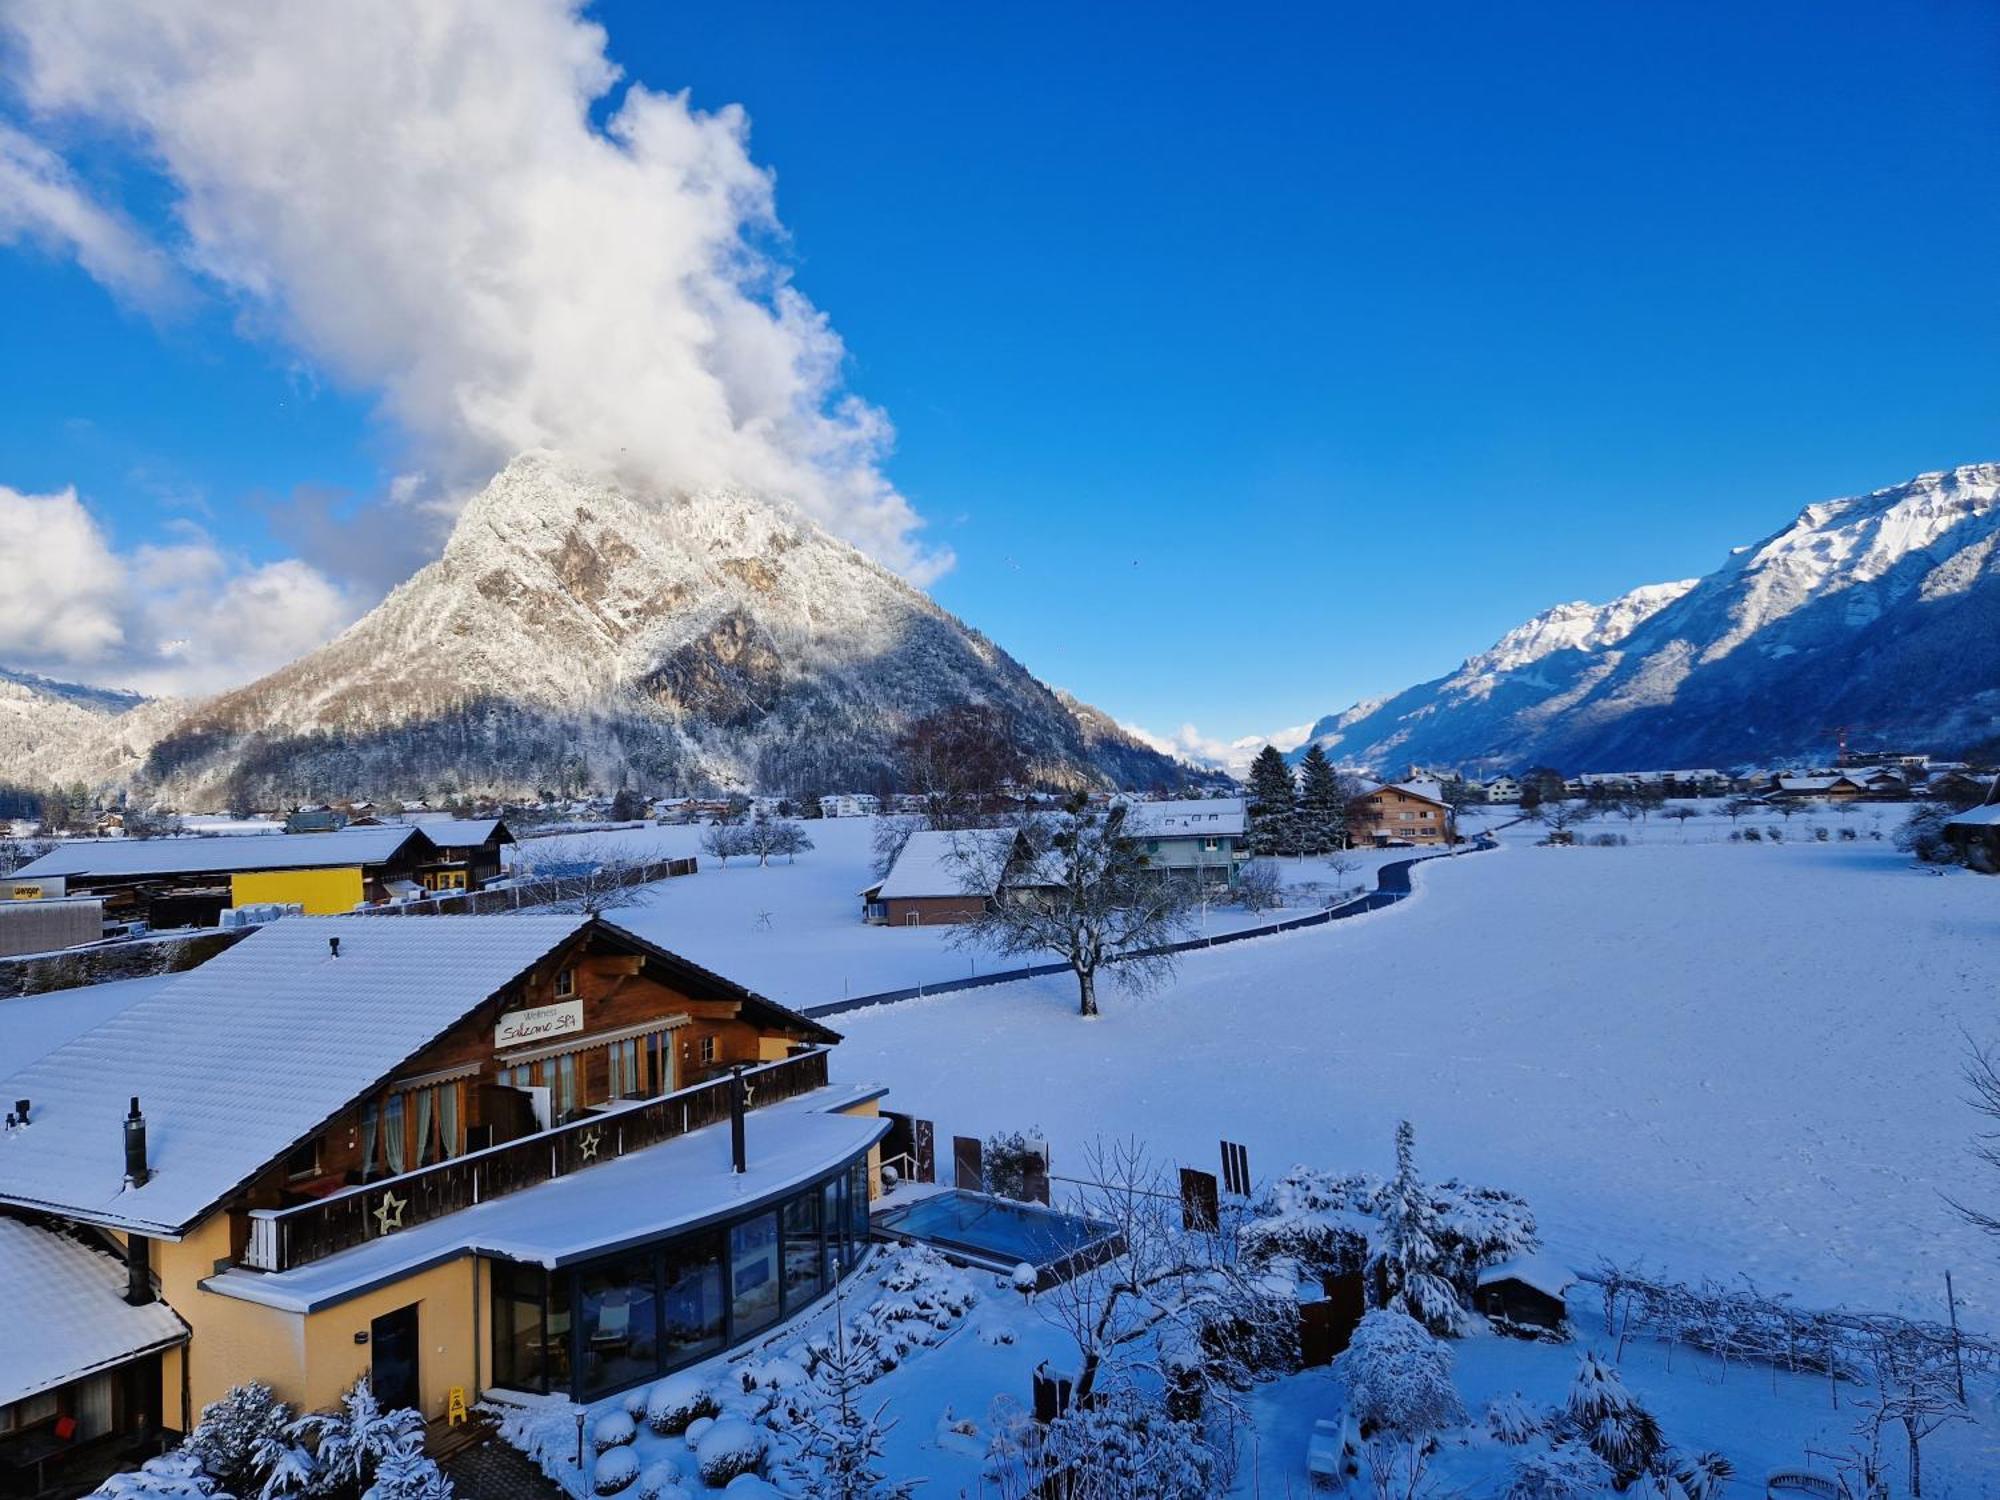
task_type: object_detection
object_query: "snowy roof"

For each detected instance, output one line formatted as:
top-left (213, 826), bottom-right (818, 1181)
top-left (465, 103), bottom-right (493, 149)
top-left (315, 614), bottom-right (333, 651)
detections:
top-left (13, 827), bottom-right (436, 881)
top-left (0, 1216), bottom-right (187, 1405)
top-left (405, 817), bottom-right (513, 848)
top-left (0, 973), bottom-right (177, 1074)
top-left (204, 1085), bottom-right (888, 1312)
top-left (1476, 1254), bottom-right (1576, 1300)
top-left (1774, 774), bottom-right (1863, 792)
top-left (876, 829), bottom-right (1018, 900)
top-left (0, 915), bottom-right (589, 1235)
top-left (1121, 798), bottom-right (1248, 837)
top-left (1945, 804), bottom-right (2000, 828)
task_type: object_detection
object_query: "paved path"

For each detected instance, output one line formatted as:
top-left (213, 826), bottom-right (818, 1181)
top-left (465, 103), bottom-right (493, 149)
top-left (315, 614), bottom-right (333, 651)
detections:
top-left (439, 1433), bottom-right (567, 1500)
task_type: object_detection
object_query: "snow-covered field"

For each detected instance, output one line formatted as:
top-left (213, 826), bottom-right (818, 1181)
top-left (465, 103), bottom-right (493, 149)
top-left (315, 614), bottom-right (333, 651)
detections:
top-left (509, 817), bottom-right (1414, 1008)
top-left (833, 821), bottom-right (2000, 1325)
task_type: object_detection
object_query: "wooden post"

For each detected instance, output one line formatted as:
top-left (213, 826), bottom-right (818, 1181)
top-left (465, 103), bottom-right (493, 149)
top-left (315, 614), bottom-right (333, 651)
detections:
top-left (1946, 1270), bottom-right (1967, 1404)
top-left (1180, 1167), bottom-right (1219, 1232)
top-left (953, 1134), bottom-right (984, 1192)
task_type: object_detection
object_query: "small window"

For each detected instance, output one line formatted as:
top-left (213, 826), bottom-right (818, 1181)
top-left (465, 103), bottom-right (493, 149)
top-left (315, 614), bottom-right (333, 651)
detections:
top-left (284, 1137), bottom-right (321, 1180)
top-left (554, 967), bottom-right (575, 999)
top-left (699, 1035), bottom-right (717, 1065)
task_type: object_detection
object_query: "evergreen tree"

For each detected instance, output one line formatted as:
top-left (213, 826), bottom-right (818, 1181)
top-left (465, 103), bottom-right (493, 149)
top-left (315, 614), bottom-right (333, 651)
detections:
top-left (1246, 745), bottom-right (1299, 857)
top-left (1370, 1121), bottom-right (1466, 1334)
top-left (1295, 745), bottom-right (1347, 855)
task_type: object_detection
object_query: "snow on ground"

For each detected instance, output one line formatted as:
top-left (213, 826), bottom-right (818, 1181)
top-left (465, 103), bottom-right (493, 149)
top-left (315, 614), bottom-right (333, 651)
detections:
top-left (833, 826), bottom-right (2000, 1326)
top-left (509, 817), bottom-right (1397, 1009)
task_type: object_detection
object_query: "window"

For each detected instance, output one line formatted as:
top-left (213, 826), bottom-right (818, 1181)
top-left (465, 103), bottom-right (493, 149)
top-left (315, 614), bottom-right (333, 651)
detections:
top-left (284, 1137), bottom-right (321, 1180)
top-left (661, 1230), bottom-right (726, 1368)
top-left (781, 1192), bottom-right (822, 1312)
top-left (729, 1212), bottom-right (781, 1337)
top-left (578, 1251), bottom-right (658, 1400)
top-left (554, 967), bottom-right (575, 1000)
top-left (1202, 838), bottom-right (1219, 852)
top-left (699, 1035), bottom-right (717, 1066)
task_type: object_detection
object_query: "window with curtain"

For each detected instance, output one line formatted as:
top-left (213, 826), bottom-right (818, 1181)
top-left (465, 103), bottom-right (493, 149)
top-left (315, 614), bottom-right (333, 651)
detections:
top-left (383, 1092), bottom-right (406, 1175)
top-left (360, 1100), bottom-right (380, 1181)
top-left (414, 1088), bottom-right (434, 1168)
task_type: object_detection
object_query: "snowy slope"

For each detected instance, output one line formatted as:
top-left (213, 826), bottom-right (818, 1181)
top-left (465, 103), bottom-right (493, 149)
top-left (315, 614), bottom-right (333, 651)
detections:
top-left (835, 831), bottom-right (2000, 1321)
top-left (120, 453), bottom-right (1193, 800)
top-left (1299, 463), bottom-right (2000, 772)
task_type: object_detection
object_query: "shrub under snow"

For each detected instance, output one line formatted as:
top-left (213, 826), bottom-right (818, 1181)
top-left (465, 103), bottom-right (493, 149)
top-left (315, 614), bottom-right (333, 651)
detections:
top-left (634, 1460), bottom-right (685, 1500)
top-left (694, 1417), bottom-right (766, 1487)
top-left (592, 1411), bottom-right (637, 1453)
top-left (644, 1375), bottom-right (719, 1436)
top-left (593, 1446), bottom-right (639, 1495)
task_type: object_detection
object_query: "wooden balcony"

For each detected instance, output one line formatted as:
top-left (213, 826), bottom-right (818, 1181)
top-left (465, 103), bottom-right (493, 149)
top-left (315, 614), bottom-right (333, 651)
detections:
top-left (242, 1048), bottom-right (830, 1273)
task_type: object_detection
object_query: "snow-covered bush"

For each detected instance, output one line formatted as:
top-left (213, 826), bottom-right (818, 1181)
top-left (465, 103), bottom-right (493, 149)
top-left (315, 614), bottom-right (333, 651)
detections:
top-left (643, 1375), bottom-right (719, 1436)
top-left (619, 1389), bottom-right (650, 1423)
top-left (363, 1450), bottom-right (453, 1500)
top-left (92, 1454), bottom-right (220, 1500)
top-left (683, 1417), bottom-right (716, 1449)
top-left (633, 1462), bottom-right (686, 1500)
top-left (982, 1128), bottom-right (1047, 1202)
top-left (184, 1382), bottom-right (297, 1492)
top-left (804, 1246), bottom-right (978, 1382)
top-left (1504, 1441), bottom-right (1615, 1500)
top-left (592, 1447), bottom-right (639, 1495)
top-left (592, 1412), bottom-right (637, 1453)
top-left (1486, 1392), bottom-right (1543, 1446)
top-left (985, 1388), bottom-right (1223, 1500)
top-left (1555, 1351), bottom-right (1664, 1487)
top-left (1338, 1309), bottom-right (1466, 1500)
top-left (694, 1418), bottom-right (766, 1487)
top-left (1898, 805), bottom-right (1960, 864)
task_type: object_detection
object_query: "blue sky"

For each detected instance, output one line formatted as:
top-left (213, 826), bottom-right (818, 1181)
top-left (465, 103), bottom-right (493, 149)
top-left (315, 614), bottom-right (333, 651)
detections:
top-left (2, 1), bottom-right (1996, 750)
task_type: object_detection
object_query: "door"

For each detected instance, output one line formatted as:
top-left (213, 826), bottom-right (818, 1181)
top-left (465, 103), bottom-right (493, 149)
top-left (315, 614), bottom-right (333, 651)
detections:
top-left (371, 1304), bottom-right (421, 1413)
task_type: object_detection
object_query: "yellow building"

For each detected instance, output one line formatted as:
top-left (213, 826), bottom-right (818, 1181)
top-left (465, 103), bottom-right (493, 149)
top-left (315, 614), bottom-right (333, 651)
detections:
top-left (231, 865), bottom-right (365, 914)
top-left (0, 915), bottom-right (882, 1459)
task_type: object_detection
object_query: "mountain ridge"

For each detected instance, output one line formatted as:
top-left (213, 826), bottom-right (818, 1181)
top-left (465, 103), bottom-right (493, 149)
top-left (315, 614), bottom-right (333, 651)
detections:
top-left (1295, 463), bottom-right (2000, 774)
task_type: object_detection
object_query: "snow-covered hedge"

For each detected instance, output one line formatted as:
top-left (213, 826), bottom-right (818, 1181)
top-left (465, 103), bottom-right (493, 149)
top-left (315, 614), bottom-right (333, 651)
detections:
top-left (693, 1418), bottom-right (765, 1486)
top-left (643, 1375), bottom-right (718, 1436)
top-left (592, 1446), bottom-right (639, 1494)
top-left (592, 1411), bottom-right (637, 1453)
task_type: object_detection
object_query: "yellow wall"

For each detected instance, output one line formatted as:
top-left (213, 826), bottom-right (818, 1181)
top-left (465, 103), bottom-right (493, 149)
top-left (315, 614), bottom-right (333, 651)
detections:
top-left (836, 1095), bottom-right (885, 1200)
top-left (232, 866), bottom-right (365, 915)
top-left (152, 1215), bottom-right (479, 1426)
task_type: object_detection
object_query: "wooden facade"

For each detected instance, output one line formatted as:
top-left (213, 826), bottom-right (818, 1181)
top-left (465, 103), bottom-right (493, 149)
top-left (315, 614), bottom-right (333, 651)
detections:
top-left (235, 925), bottom-right (836, 1227)
top-left (1347, 785), bottom-right (1454, 846)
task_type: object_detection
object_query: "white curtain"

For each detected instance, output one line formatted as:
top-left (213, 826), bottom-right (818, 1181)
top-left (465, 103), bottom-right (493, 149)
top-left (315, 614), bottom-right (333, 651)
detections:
top-left (384, 1093), bottom-right (406, 1175)
top-left (415, 1087), bottom-right (434, 1167)
top-left (440, 1083), bottom-right (460, 1159)
top-left (360, 1100), bottom-right (379, 1181)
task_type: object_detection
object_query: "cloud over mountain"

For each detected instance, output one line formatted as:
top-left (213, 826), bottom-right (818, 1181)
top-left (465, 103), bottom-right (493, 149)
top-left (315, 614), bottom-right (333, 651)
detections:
top-left (3, 0), bottom-right (944, 581)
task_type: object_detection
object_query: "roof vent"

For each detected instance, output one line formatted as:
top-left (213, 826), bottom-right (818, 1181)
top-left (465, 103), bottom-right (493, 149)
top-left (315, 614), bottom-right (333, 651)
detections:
top-left (329, 936), bottom-right (342, 959)
top-left (12, 1098), bottom-right (26, 1126)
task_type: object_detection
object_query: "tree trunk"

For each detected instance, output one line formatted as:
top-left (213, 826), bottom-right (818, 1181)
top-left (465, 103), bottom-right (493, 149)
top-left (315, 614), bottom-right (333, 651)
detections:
top-left (1907, 1421), bottom-right (1921, 1498)
top-left (1076, 965), bottom-right (1098, 1017)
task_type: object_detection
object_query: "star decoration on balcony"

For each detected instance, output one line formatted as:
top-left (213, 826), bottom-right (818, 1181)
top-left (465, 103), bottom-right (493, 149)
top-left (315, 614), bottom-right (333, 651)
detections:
top-left (373, 1190), bottom-right (407, 1235)
top-left (579, 1129), bottom-right (603, 1161)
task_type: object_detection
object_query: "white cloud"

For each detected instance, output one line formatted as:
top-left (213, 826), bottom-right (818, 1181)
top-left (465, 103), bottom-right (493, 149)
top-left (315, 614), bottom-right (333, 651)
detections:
top-left (0, 122), bottom-right (183, 310)
top-left (3, 0), bottom-right (947, 582)
top-left (0, 484), bottom-right (357, 696)
top-left (1119, 719), bottom-right (1315, 777)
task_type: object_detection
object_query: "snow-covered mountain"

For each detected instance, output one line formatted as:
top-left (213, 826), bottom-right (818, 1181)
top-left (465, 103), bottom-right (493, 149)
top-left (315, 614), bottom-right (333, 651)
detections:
top-left (132, 453), bottom-right (1193, 801)
top-left (0, 666), bottom-right (180, 794)
top-left (1297, 463), bottom-right (2000, 774)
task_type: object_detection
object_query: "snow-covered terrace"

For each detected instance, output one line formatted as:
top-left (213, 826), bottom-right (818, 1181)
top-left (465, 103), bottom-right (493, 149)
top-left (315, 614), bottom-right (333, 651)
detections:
top-left (206, 1081), bottom-right (887, 1314)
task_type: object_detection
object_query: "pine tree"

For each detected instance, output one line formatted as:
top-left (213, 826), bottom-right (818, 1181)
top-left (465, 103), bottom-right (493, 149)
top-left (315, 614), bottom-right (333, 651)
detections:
top-left (1246, 746), bottom-right (1299, 857)
top-left (1295, 745), bottom-right (1347, 855)
top-left (1371, 1121), bottom-right (1466, 1334)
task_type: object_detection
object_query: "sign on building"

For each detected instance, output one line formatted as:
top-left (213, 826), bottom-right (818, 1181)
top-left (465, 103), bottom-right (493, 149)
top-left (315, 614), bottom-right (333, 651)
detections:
top-left (495, 998), bottom-right (585, 1050)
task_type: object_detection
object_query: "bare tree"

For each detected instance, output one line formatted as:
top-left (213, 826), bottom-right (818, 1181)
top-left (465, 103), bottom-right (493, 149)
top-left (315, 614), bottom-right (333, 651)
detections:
top-left (1535, 800), bottom-right (1599, 842)
top-left (521, 837), bottom-right (655, 915)
top-left (0, 838), bottom-right (56, 877)
top-left (742, 819), bottom-right (814, 866)
top-left (895, 703), bottom-right (1027, 829)
top-left (949, 797), bottom-right (1195, 1017)
top-left (869, 814), bottom-right (924, 881)
top-left (1232, 860), bottom-right (1285, 913)
top-left (1853, 1324), bottom-right (1967, 1497)
top-left (1660, 805), bottom-right (1700, 840)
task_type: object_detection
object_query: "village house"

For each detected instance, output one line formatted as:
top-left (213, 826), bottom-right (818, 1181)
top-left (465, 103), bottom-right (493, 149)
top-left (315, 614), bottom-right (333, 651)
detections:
top-left (861, 828), bottom-right (1023, 926)
top-left (1764, 771), bottom-right (1880, 802)
top-left (1122, 798), bottom-right (1250, 888)
top-left (818, 793), bottom-right (881, 819)
top-left (405, 817), bottom-right (516, 894)
top-left (6, 828), bottom-right (451, 926)
top-left (1346, 781), bottom-right (1454, 846)
top-left (1944, 804), bottom-right (2000, 872)
top-left (0, 915), bottom-right (878, 1467)
top-left (1479, 775), bottom-right (1522, 803)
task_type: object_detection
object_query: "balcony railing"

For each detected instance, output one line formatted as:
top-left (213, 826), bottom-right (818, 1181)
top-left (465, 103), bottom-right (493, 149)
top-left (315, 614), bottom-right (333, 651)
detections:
top-left (243, 1047), bottom-right (831, 1273)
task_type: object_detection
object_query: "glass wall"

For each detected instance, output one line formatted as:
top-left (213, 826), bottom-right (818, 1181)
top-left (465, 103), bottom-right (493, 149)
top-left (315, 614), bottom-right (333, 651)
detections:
top-left (488, 1151), bottom-right (871, 1400)
top-left (729, 1211), bottom-right (781, 1338)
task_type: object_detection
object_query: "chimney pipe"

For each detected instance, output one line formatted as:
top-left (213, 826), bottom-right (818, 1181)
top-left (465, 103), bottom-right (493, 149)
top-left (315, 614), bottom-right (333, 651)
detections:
top-left (125, 1233), bottom-right (153, 1307)
top-left (729, 1065), bottom-right (747, 1175)
top-left (124, 1097), bottom-right (150, 1189)
top-left (329, 936), bottom-right (341, 959)
top-left (13, 1098), bottom-right (26, 1126)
